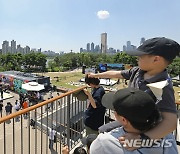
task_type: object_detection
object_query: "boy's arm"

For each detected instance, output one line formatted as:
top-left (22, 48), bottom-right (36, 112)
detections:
top-left (88, 71), bottom-right (123, 79)
top-left (83, 89), bottom-right (97, 108)
top-left (145, 112), bottom-right (177, 139)
top-left (119, 112), bottom-right (177, 151)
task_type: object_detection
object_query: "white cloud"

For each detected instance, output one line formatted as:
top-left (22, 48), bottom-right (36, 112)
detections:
top-left (97, 10), bottom-right (110, 19)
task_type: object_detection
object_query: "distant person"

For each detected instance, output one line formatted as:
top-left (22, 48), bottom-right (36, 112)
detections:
top-left (90, 88), bottom-right (178, 154)
top-left (57, 92), bottom-right (61, 106)
top-left (0, 88), bottom-right (3, 99)
top-left (5, 102), bottom-right (13, 115)
top-left (22, 99), bottom-right (29, 117)
top-left (83, 75), bottom-right (106, 135)
top-left (89, 37), bottom-right (180, 150)
top-left (0, 100), bottom-right (3, 116)
top-left (36, 91), bottom-right (40, 100)
top-left (14, 100), bottom-right (21, 111)
top-left (30, 119), bottom-right (36, 129)
top-left (48, 128), bottom-right (56, 150)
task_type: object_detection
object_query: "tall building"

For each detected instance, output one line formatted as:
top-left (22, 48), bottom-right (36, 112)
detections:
top-left (24, 46), bottom-right (30, 54)
top-left (94, 45), bottom-right (100, 53)
top-left (101, 33), bottom-right (107, 54)
top-left (11, 40), bottom-right (16, 53)
top-left (140, 37), bottom-right (145, 45)
top-left (86, 43), bottom-right (90, 52)
top-left (17, 45), bottom-right (23, 54)
top-left (2, 40), bottom-right (9, 54)
top-left (123, 45), bottom-right (127, 51)
top-left (126, 41), bottom-right (131, 51)
top-left (80, 48), bottom-right (83, 53)
top-left (91, 42), bottom-right (94, 52)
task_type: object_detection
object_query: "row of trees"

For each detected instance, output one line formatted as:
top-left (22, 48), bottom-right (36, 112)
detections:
top-left (0, 53), bottom-right (47, 72)
top-left (48, 52), bottom-right (180, 77)
top-left (48, 52), bottom-right (138, 72)
top-left (0, 52), bottom-right (179, 77)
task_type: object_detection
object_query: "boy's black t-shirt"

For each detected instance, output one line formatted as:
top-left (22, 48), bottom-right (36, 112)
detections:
top-left (84, 86), bottom-right (106, 131)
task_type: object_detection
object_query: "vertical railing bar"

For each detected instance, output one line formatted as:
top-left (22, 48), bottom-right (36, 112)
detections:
top-left (13, 118), bottom-right (15, 154)
top-left (70, 94), bottom-right (72, 148)
top-left (60, 97), bottom-right (63, 153)
top-left (40, 106), bottom-right (43, 154)
top-left (63, 97), bottom-right (66, 145)
top-left (67, 95), bottom-right (71, 148)
top-left (28, 111), bottom-right (31, 154)
top-left (55, 99), bottom-right (58, 152)
top-left (3, 121), bottom-right (6, 154)
top-left (35, 109), bottom-right (37, 154)
top-left (71, 94), bottom-right (74, 147)
top-left (21, 114), bottom-right (23, 154)
top-left (46, 104), bottom-right (48, 154)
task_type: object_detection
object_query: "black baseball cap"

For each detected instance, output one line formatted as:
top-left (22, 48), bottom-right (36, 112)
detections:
top-left (102, 88), bottom-right (156, 123)
top-left (127, 37), bottom-right (180, 62)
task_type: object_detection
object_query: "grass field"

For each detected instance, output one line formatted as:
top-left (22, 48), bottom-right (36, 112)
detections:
top-left (37, 71), bottom-right (180, 102)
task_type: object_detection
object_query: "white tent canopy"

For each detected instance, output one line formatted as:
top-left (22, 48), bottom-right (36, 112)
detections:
top-left (22, 82), bottom-right (44, 91)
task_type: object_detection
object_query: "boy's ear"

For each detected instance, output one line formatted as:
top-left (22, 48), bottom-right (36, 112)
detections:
top-left (153, 56), bottom-right (161, 62)
top-left (121, 116), bottom-right (128, 125)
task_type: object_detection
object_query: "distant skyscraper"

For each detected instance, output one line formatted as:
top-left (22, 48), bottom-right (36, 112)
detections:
top-left (11, 40), bottom-right (16, 53)
top-left (140, 37), bottom-right (145, 45)
top-left (94, 45), bottom-right (100, 53)
top-left (91, 42), bottom-right (94, 52)
top-left (123, 45), bottom-right (127, 51)
top-left (2, 40), bottom-right (9, 54)
top-left (80, 48), bottom-right (83, 53)
top-left (17, 44), bottom-right (23, 54)
top-left (126, 41), bottom-right (131, 51)
top-left (87, 43), bottom-right (90, 52)
top-left (101, 33), bottom-right (107, 54)
top-left (24, 46), bottom-right (30, 54)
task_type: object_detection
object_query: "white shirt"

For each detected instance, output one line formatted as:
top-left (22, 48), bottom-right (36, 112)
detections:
top-left (49, 129), bottom-right (56, 140)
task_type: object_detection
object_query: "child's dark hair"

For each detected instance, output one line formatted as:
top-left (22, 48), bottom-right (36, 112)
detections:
top-left (129, 108), bottom-right (161, 132)
top-left (85, 74), bottom-right (100, 85)
top-left (73, 147), bottom-right (87, 154)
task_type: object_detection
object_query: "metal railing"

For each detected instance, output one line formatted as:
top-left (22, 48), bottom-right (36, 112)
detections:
top-left (0, 86), bottom-right (88, 154)
top-left (0, 86), bottom-right (179, 154)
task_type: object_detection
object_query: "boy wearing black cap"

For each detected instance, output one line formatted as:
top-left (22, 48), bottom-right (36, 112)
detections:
top-left (90, 88), bottom-right (178, 154)
top-left (88, 37), bottom-right (180, 150)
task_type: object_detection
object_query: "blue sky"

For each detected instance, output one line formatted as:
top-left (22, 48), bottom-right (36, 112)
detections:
top-left (0, 0), bottom-right (180, 53)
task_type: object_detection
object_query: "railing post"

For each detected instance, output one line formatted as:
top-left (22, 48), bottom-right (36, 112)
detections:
top-left (66, 95), bottom-right (71, 148)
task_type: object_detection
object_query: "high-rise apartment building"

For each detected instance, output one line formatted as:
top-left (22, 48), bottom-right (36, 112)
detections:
top-left (91, 42), bottom-right (94, 52)
top-left (24, 46), bottom-right (30, 54)
top-left (101, 33), bottom-right (107, 54)
top-left (17, 45), bottom-right (23, 54)
top-left (86, 43), bottom-right (90, 52)
top-left (140, 37), bottom-right (145, 45)
top-left (123, 45), bottom-right (127, 51)
top-left (126, 41), bottom-right (131, 51)
top-left (2, 41), bottom-right (9, 54)
top-left (11, 40), bottom-right (16, 53)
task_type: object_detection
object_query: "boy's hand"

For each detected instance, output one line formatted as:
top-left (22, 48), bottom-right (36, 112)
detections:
top-left (83, 89), bottom-right (90, 97)
top-left (119, 133), bottom-right (140, 151)
top-left (62, 145), bottom-right (69, 154)
top-left (87, 73), bottom-right (96, 78)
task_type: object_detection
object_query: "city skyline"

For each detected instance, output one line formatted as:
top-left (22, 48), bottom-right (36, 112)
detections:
top-left (0, 0), bottom-right (180, 53)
